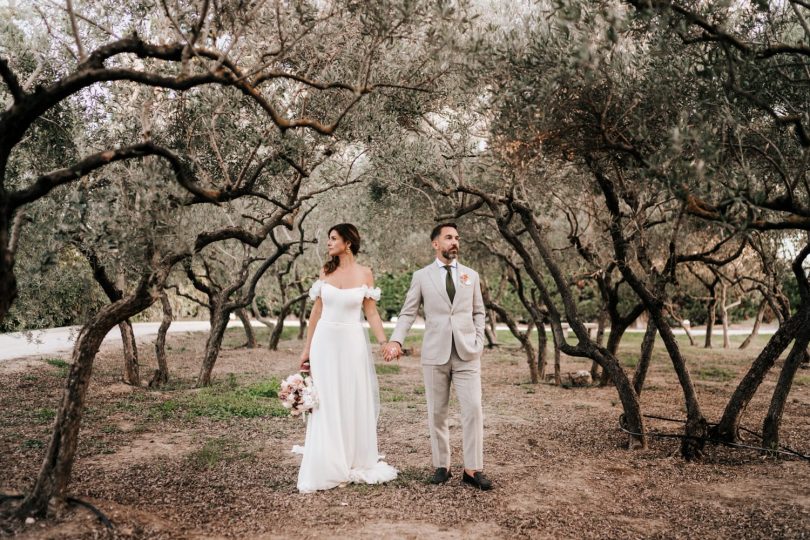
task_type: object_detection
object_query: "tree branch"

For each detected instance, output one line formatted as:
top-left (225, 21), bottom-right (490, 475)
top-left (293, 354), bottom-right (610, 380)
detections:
top-left (0, 57), bottom-right (24, 101)
top-left (10, 142), bottom-right (219, 209)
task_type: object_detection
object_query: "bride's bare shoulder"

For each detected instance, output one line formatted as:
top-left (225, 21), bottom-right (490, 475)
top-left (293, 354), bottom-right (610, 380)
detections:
top-left (359, 265), bottom-right (374, 285)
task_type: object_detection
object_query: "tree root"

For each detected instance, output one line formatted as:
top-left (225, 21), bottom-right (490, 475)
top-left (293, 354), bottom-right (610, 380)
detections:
top-left (1, 493), bottom-right (113, 529)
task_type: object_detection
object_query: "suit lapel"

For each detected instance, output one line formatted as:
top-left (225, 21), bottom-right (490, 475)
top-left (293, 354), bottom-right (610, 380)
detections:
top-left (452, 263), bottom-right (470, 308)
top-left (427, 263), bottom-right (452, 307)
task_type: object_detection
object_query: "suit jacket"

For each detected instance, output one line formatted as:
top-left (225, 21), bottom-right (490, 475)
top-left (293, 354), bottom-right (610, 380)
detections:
top-left (390, 261), bottom-right (486, 365)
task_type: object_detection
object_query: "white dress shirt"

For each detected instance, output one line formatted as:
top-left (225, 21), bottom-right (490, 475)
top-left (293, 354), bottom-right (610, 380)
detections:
top-left (435, 258), bottom-right (458, 287)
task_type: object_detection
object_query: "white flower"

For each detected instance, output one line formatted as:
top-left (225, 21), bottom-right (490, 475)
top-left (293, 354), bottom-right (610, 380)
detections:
top-left (279, 371), bottom-right (319, 419)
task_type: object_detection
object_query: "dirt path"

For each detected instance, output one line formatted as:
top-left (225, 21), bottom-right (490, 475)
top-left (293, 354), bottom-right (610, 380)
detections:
top-left (1, 329), bottom-right (808, 538)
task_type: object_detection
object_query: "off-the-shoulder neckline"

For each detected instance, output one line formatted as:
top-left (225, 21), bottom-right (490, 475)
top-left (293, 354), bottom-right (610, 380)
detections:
top-left (317, 280), bottom-right (377, 291)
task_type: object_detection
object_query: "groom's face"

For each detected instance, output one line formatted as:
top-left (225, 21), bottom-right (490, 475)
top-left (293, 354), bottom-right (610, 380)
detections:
top-left (433, 227), bottom-right (460, 261)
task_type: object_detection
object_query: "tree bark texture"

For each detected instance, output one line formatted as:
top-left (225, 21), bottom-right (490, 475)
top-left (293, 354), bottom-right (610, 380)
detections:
top-left (720, 284), bottom-right (741, 349)
top-left (149, 291), bottom-right (172, 387)
top-left (633, 321), bottom-right (657, 396)
top-left (704, 283), bottom-right (717, 349)
top-left (450, 185), bottom-right (648, 448)
top-left (537, 320), bottom-right (548, 380)
top-left (518, 205), bottom-right (645, 445)
top-left (119, 319), bottom-right (140, 385)
top-left (553, 339), bottom-right (562, 386)
top-left (16, 288), bottom-right (154, 517)
top-left (297, 296), bottom-right (307, 340)
top-left (236, 308), bottom-right (257, 349)
top-left (762, 335), bottom-right (810, 450)
top-left (739, 299), bottom-right (766, 350)
top-left (0, 200), bottom-right (17, 324)
top-left (590, 309), bottom-right (608, 380)
top-left (83, 248), bottom-right (140, 384)
top-left (593, 166), bottom-right (704, 457)
top-left (268, 308), bottom-right (288, 351)
top-left (485, 297), bottom-right (538, 383)
top-left (197, 305), bottom-right (230, 387)
top-left (713, 308), bottom-right (808, 442)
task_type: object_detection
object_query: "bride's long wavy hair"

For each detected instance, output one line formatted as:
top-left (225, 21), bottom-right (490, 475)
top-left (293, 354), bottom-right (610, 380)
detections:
top-left (323, 223), bottom-right (361, 275)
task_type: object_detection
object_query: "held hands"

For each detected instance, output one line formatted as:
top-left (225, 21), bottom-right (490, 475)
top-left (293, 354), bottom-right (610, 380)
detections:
top-left (382, 341), bottom-right (403, 362)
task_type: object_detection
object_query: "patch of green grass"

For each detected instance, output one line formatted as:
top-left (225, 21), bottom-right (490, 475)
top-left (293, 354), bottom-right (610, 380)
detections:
top-left (45, 358), bottom-right (69, 368)
top-left (151, 399), bottom-right (180, 420)
top-left (45, 358), bottom-right (70, 378)
top-left (382, 390), bottom-right (407, 402)
top-left (413, 385), bottom-right (425, 395)
top-left (188, 437), bottom-right (250, 469)
top-left (794, 374), bottom-right (810, 386)
top-left (696, 366), bottom-right (736, 382)
top-left (519, 382), bottom-right (537, 394)
top-left (375, 363), bottom-right (401, 375)
top-left (151, 378), bottom-right (286, 420)
top-left (622, 354), bottom-right (639, 368)
top-left (221, 326), bottom-right (300, 348)
top-left (33, 408), bottom-right (56, 423)
top-left (245, 378), bottom-right (280, 398)
top-left (390, 466), bottom-right (429, 486)
top-left (115, 399), bottom-right (139, 412)
top-left (23, 439), bottom-right (44, 449)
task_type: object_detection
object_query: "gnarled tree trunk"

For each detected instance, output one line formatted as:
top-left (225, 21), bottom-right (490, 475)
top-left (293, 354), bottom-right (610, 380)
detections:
top-left (236, 308), bottom-right (257, 349)
top-left (16, 287), bottom-right (154, 517)
top-left (591, 309), bottom-right (608, 380)
top-left (485, 294), bottom-right (538, 383)
top-left (704, 280), bottom-right (718, 348)
top-left (149, 291), bottom-right (172, 387)
top-left (537, 320), bottom-right (548, 380)
top-left (739, 298), bottom-right (766, 350)
top-left (593, 166), bottom-right (705, 458)
top-left (268, 307), bottom-right (289, 350)
top-left (83, 248), bottom-right (140, 385)
top-left (119, 320), bottom-right (139, 385)
top-left (762, 335), bottom-right (810, 450)
top-left (297, 295), bottom-right (307, 340)
top-left (633, 321), bottom-right (657, 396)
top-left (720, 284), bottom-right (741, 349)
top-left (553, 338), bottom-right (562, 386)
top-left (197, 302), bottom-right (230, 387)
top-left (713, 241), bottom-right (810, 443)
top-left (0, 197), bottom-right (18, 324)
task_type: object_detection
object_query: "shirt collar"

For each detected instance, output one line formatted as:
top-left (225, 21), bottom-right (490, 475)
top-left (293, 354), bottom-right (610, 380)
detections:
top-left (436, 258), bottom-right (458, 269)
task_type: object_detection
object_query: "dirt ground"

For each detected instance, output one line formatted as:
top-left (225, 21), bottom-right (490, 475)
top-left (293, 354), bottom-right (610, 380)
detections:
top-left (1, 328), bottom-right (809, 539)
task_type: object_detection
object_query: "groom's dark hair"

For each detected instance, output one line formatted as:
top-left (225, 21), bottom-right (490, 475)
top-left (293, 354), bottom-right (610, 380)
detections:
top-left (430, 223), bottom-right (458, 241)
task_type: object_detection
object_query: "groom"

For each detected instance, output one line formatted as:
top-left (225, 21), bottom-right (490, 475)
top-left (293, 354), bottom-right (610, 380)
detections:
top-left (384, 223), bottom-right (492, 490)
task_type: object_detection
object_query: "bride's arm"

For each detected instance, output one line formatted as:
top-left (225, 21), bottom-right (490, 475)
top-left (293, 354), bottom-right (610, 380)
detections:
top-left (300, 296), bottom-right (323, 372)
top-left (362, 269), bottom-right (388, 346)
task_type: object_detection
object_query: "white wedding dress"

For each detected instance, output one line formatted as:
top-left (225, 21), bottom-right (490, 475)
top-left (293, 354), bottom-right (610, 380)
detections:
top-left (294, 280), bottom-right (398, 493)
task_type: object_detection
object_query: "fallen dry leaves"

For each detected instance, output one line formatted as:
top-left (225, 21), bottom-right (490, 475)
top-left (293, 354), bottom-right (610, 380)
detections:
top-left (1, 330), bottom-right (808, 539)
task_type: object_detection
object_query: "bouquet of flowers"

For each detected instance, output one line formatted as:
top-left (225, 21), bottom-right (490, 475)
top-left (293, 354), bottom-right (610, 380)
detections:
top-left (279, 372), bottom-right (318, 420)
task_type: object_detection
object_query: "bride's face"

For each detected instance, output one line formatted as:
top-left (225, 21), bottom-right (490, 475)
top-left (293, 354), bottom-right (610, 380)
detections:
top-left (327, 231), bottom-right (350, 257)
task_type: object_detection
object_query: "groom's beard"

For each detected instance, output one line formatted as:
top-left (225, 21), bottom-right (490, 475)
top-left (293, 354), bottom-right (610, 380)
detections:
top-left (442, 248), bottom-right (458, 260)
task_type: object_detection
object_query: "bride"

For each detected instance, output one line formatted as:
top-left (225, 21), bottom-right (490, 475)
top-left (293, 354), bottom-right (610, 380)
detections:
top-left (295, 223), bottom-right (398, 493)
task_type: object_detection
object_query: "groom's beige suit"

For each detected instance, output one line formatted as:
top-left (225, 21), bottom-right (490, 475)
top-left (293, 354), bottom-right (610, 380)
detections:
top-left (390, 259), bottom-right (486, 470)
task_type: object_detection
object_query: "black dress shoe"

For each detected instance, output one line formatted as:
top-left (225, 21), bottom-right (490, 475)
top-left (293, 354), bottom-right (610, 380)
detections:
top-left (430, 467), bottom-right (452, 484)
top-left (462, 471), bottom-right (493, 491)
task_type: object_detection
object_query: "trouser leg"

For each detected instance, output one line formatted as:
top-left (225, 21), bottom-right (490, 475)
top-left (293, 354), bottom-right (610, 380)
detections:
top-left (423, 360), bottom-right (452, 468)
top-left (451, 350), bottom-right (484, 470)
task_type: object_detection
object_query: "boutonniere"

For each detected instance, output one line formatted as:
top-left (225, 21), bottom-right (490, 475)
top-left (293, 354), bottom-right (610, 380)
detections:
top-left (460, 273), bottom-right (472, 286)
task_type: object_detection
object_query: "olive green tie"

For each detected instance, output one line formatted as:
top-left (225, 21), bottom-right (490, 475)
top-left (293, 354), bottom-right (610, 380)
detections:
top-left (444, 265), bottom-right (456, 303)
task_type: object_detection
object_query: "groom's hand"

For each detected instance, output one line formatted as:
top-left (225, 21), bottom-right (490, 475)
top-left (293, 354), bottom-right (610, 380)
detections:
top-left (383, 342), bottom-right (402, 362)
